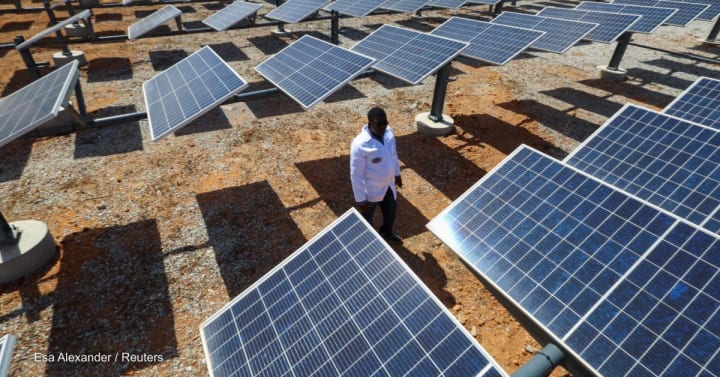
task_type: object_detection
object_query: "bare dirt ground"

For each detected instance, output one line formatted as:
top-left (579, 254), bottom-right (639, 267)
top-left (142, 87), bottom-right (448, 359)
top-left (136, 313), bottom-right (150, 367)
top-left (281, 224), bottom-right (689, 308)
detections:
top-left (0, 0), bottom-right (718, 376)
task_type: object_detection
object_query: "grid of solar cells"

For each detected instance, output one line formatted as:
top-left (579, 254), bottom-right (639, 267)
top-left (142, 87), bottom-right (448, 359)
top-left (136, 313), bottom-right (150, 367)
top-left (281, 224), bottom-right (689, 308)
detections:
top-left (201, 210), bottom-right (509, 377)
top-left (576, 2), bottom-right (676, 33)
top-left (380, 0), bottom-right (431, 13)
top-left (427, 0), bottom-right (467, 9)
top-left (430, 17), bottom-right (544, 65)
top-left (143, 46), bottom-right (248, 141)
top-left (491, 12), bottom-right (598, 54)
top-left (0, 335), bottom-right (15, 377)
top-left (611, 0), bottom-right (710, 26)
top-left (202, 1), bottom-right (262, 31)
top-left (265, 0), bottom-right (328, 23)
top-left (128, 5), bottom-right (182, 40)
top-left (0, 60), bottom-right (79, 148)
top-left (324, 0), bottom-right (385, 17)
top-left (564, 104), bottom-right (720, 234)
top-left (674, 0), bottom-right (720, 21)
top-left (536, 7), bottom-right (641, 43)
top-left (255, 35), bottom-right (374, 109)
top-left (351, 25), bottom-right (468, 84)
top-left (664, 77), bottom-right (720, 130)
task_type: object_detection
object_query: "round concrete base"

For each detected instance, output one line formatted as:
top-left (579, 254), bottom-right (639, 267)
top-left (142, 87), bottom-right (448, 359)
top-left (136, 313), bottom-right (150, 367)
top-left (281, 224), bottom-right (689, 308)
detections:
top-left (64, 24), bottom-right (89, 38)
top-left (598, 65), bottom-right (627, 81)
top-left (416, 112), bottom-right (454, 136)
top-left (0, 220), bottom-right (57, 284)
top-left (271, 27), bottom-right (291, 36)
top-left (53, 50), bottom-right (87, 67)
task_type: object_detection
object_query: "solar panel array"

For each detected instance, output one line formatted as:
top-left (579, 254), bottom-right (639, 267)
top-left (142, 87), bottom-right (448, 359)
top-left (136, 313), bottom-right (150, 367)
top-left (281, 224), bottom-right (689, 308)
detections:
top-left (664, 76), bottom-right (720, 130)
top-left (428, 145), bottom-right (720, 377)
top-left (0, 60), bottom-right (79, 149)
top-left (143, 46), bottom-right (248, 141)
top-left (0, 335), bottom-right (15, 377)
top-left (536, 7), bottom-right (641, 43)
top-left (575, 2), bottom-right (677, 33)
top-left (256, 35), bottom-right (375, 109)
top-left (201, 209), bottom-right (509, 377)
top-left (491, 12), bottom-right (598, 54)
top-left (430, 17), bottom-right (544, 65)
top-left (380, 0), bottom-right (431, 13)
top-left (679, 0), bottom-right (720, 21)
top-left (128, 5), bottom-right (183, 40)
top-left (265, 0), bottom-right (329, 24)
top-left (565, 104), bottom-right (720, 234)
top-left (202, 1), bottom-right (263, 31)
top-left (611, 0), bottom-right (710, 26)
top-left (351, 25), bottom-right (468, 84)
top-left (324, 0), bottom-right (385, 17)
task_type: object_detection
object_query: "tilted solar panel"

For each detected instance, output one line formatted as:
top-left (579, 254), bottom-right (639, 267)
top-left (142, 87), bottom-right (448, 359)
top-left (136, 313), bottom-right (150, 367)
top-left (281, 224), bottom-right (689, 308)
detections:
top-left (536, 7), bottom-right (640, 43)
top-left (427, 0), bottom-right (467, 9)
top-left (351, 25), bottom-right (468, 84)
top-left (492, 12), bottom-right (598, 54)
top-left (143, 46), bottom-right (248, 141)
top-left (201, 209), bottom-right (510, 377)
top-left (202, 1), bottom-right (263, 31)
top-left (611, 0), bottom-right (710, 26)
top-left (672, 0), bottom-right (720, 21)
top-left (428, 145), bottom-right (720, 377)
top-left (0, 60), bottom-right (79, 148)
top-left (431, 17), bottom-right (544, 64)
top-left (575, 1), bottom-right (677, 33)
top-left (664, 76), bottom-right (720, 130)
top-left (128, 5), bottom-right (182, 40)
top-left (256, 35), bottom-right (375, 109)
top-left (265, 0), bottom-right (329, 24)
top-left (565, 104), bottom-right (720, 234)
top-left (380, 0), bottom-right (431, 13)
top-left (324, 0), bottom-right (385, 17)
top-left (0, 335), bottom-right (16, 377)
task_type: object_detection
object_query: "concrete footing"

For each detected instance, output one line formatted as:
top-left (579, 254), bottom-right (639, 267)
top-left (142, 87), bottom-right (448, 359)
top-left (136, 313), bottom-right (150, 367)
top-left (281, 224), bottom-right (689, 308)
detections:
top-left (416, 112), bottom-right (454, 136)
top-left (53, 50), bottom-right (87, 67)
top-left (598, 65), bottom-right (627, 81)
top-left (0, 220), bottom-right (57, 284)
top-left (64, 24), bottom-right (89, 38)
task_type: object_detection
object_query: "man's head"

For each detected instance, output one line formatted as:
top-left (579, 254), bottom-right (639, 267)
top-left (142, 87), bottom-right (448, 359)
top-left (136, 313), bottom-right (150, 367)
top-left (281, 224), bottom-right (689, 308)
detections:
top-left (367, 107), bottom-right (388, 137)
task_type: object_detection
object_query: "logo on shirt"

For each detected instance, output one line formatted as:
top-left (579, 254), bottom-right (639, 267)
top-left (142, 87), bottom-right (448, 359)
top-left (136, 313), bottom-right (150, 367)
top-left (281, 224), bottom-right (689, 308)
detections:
top-left (371, 157), bottom-right (382, 164)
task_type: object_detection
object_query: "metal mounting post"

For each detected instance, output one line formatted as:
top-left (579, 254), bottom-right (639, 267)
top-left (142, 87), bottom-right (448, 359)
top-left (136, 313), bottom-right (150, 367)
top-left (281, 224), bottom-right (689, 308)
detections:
top-left (74, 80), bottom-right (88, 123)
top-left (608, 31), bottom-right (632, 71)
top-left (705, 16), bottom-right (720, 44)
top-left (0, 212), bottom-right (17, 246)
top-left (331, 10), bottom-right (339, 44)
top-left (511, 344), bottom-right (566, 377)
top-left (15, 36), bottom-right (42, 79)
top-left (44, 0), bottom-right (58, 23)
top-left (429, 63), bottom-right (452, 122)
top-left (174, 16), bottom-right (183, 32)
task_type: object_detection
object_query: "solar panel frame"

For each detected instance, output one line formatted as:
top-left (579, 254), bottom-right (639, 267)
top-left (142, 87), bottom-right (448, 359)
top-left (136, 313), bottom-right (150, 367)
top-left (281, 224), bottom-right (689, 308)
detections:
top-left (379, 0), bottom-right (432, 13)
top-left (255, 35), bottom-right (375, 110)
top-left (427, 0), bottom-right (467, 9)
top-left (0, 335), bottom-right (15, 377)
top-left (663, 76), bottom-right (720, 130)
top-left (430, 17), bottom-right (545, 65)
top-left (264, 0), bottom-right (329, 24)
top-left (127, 5), bottom-right (182, 40)
top-left (200, 209), bottom-right (510, 377)
top-left (575, 1), bottom-right (677, 33)
top-left (536, 7), bottom-right (641, 43)
top-left (324, 0), bottom-right (385, 17)
top-left (491, 12), bottom-right (599, 54)
top-left (15, 9), bottom-right (92, 50)
top-left (611, 0), bottom-right (710, 26)
top-left (351, 24), bottom-right (468, 84)
top-left (202, 1), bottom-right (263, 31)
top-left (142, 46), bottom-right (248, 141)
top-left (0, 60), bottom-right (79, 149)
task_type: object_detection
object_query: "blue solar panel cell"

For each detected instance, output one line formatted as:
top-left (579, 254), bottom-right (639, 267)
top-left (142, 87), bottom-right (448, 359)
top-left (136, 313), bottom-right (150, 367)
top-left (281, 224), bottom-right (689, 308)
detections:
top-left (431, 17), bottom-right (544, 64)
top-left (536, 7), bottom-right (640, 43)
top-left (565, 104), bottom-right (720, 235)
top-left (575, 1), bottom-right (676, 33)
top-left (492, 12), bottom-right (598, 54)
top-left (265, 0), bottom-right (329, 23)
top-left (611, 0), bottom-right (710, 26)
top-left (202, 1), bottom-right (262, 31)
top-left (127, 5), bottom-right (182, 40)
top-left (664, 77), bottom-right (720, 130)
top-left (324, 0), bottom-right (385, 17)
top-left (201, 210), bottom-right (509, 377)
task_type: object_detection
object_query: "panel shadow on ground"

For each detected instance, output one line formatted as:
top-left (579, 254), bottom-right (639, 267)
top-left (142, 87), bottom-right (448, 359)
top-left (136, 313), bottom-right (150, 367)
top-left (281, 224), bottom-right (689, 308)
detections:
top-left (48, 220), bottom-right (177, 377)
top-left (196, 181), bottom-right (307, 298)
top-left (0, 137), bottom-right (33, 183)
top-left (497, 99), bottom-right (600, 142)
top-left (87, 57), bottom-right (133, 83)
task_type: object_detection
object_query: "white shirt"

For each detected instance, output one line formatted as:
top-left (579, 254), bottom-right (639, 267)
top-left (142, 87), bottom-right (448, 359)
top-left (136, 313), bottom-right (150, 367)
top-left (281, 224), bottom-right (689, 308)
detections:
top-left (350, 125), bottom-right (401, 203)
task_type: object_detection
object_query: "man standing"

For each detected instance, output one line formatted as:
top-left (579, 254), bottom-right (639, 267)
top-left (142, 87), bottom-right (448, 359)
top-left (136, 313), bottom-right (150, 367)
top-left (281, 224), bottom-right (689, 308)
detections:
top-left (350, 107), bottom-right (403, 243)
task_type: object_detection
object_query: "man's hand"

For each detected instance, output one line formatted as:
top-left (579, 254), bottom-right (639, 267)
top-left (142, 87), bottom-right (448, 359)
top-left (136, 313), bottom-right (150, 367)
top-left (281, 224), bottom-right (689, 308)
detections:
top-left (395, 175), bottom-right (403, 188)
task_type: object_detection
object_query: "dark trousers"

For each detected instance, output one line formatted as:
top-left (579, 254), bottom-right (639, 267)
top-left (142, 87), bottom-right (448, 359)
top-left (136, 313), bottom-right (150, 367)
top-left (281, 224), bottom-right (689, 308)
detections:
top-left (361, 187), bottom-right (396, 236)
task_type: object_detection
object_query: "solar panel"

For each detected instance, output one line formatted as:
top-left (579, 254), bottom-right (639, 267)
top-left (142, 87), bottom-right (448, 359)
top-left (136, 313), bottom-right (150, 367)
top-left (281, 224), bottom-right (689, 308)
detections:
top-left (202, 1), bottom-right (263, 31)
top-left (143, 46), bottom-right (248, 141)
top-left (674, 0), bottom-right (720, 21)
top-left (201, 209), bottom-right (509, 377)
top-left (15, 9), bottom-right (92, 50)
top-left (265, 0), bottom-right (328, 24)
top-left (427, 145), bottom-right (720, 377)
top-left (324, 0), bottom-right (385, 17)
top-left (611, 0), bottom-right (710, 26)
top-left (0, 60), bottom-right (79, 148)
top-left (536, 7), bottom-right (641, 43)
top-left (427, 0), bottom-right (467, 10)
top-left (0, 335), bottom-right (15, 377)
top-left (664, 77), bottom-right (720, 130)
top-left (576, 2), bottom-right (676, 33)
top-left (256, 35), bottom-right (374, 109)
top-left (564, 104), bottom-right (720, 234)
top-left (380, 0), bottom-right (431, 13)
top-left (127, 5), bottom-right (182, 40)
top-left (430, 17), bottom-right (544, 65)
top-left (492, 12), bottom-right (598, 54)
top-left (351, 25), bottom-right (468, 84)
